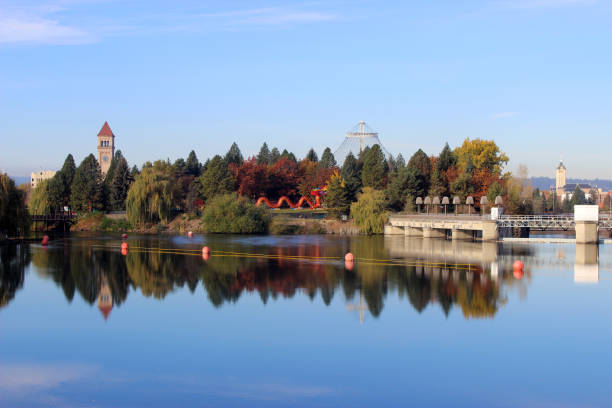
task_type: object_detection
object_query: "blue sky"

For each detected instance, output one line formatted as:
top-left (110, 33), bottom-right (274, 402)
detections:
top-left (1, 0), bottom-right (611, 179)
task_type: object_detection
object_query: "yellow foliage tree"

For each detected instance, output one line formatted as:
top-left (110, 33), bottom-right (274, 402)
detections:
top-left (454, 138), bottom-right (508, 176)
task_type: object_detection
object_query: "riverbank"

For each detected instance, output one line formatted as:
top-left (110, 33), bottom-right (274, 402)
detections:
top-left (69, 212), bottom-right (361, 235)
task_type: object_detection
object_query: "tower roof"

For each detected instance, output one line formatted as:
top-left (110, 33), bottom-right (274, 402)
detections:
top-left (97, 121), bottom-right (115, 137)
top-left (557, 160), bottom-right (566, 170)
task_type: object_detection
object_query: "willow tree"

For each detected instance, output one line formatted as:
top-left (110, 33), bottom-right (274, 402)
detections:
top-left (126, 161), bottom-right (174, 225)
top-left (0, 174), bottom-right (30, 237)
top-left (350, 187), bottom-right (388, 235)
top-left (29, 179), bottom-right (52, 215)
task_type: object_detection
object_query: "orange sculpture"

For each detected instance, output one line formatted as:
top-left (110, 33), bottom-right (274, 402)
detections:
top-left (256, 188), bottom-right (326, 209)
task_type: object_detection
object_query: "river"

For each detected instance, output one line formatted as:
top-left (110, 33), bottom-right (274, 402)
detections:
top-left (0, 233), bottom-right (611, 407)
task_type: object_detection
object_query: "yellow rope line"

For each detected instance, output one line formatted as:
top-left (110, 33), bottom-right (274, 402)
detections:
top-left (113, 246), bottom-right (478, 271)
top-left (88, 244), bottom-right (479, 268)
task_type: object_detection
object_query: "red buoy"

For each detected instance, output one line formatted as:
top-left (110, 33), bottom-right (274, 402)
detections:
top-left (121, 242), bottom-right (129, 251)
top-left (188, 231), bottom-right (193, 238)
top-left (202, 252), bottom-right (210, 261)
top-left (202, 246), bottom-right (210, 254)
top-left (513, 260), bottom-right (524, 280)
top-left (345, 260), bottom-right (354, 271)
top-left (344, 252), bottom-right (354, 262)
top-left (121, 246), bottom-right (129, 256)
top-left (121, 233), bottom-right (128, 240)
top-left (41, 235), bottom-right (49, 246)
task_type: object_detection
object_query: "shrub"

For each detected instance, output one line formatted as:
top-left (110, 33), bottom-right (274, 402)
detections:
top-left (350, 187), bottom-right (388, 235)
top-left (202, 193), bottom-right (270, 234)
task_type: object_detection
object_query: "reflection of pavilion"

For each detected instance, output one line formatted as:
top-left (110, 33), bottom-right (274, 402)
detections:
top-left (97, 273), bottom-right (113, 320)
top-left (346, 293), bottom-right (367, 324)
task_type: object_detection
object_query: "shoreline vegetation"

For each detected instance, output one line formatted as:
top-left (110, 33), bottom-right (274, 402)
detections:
top-left (4, 138), bottom-right (609, 239)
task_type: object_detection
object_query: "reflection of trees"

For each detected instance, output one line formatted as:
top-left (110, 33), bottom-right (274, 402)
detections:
top-left (0, 245), bottom-right (30, 309)
top-left (32, 243), bottom-right (130, 306)
top-left (23, 237), bottom-right (514, 320)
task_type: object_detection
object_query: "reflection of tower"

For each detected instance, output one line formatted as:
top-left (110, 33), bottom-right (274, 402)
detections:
top-left (346, 292), bottom-right (367, 324)
top-left (97, 273), bottom-right (113, 320)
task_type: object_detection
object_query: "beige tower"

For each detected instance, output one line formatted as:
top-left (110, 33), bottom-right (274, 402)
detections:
top-left (97, 121), bottom-right (115, 175)
top-left (556, 160), bottom-right (566, 191)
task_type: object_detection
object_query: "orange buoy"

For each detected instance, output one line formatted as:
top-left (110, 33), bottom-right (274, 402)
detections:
top-left (513, 260), bottom-right (524, 270)
top-left (344, 252), bottom-right (354, 262)
top-left (188, 231), bottom-right (193, 238)
top-left (121, 246), bottom-right (129, 256)
top-left (202, 246), bottom-right (210, 254)
top-left (121, 242), bottom-right (129, 251)
top-left (41, 235), bottom-right (49, 246)
top-left (345, 260), bottom-right (354, 271)
top-left (121, 233), bottom-right (128, 240)
top-left (202, 252), bottom-right (210, 261)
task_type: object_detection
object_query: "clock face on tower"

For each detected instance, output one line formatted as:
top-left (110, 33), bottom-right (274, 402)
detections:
top-left (103, 155), bottom-right (109, 162)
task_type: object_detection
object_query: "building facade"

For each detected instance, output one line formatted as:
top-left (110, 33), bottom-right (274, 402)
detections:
top-left (97, 121), bottom-right (115, 176)
top-left (30, 170), bottom-right (56, 189)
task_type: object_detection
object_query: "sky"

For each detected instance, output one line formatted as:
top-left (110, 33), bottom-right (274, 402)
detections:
top-left (1, 0), bottom-right (611, 179)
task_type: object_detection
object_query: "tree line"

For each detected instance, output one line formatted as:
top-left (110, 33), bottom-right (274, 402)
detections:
top-left (17, 136), bottom-right (601, 236)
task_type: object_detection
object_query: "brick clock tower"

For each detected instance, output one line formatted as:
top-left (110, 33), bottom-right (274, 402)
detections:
top-left (97, 121), bottom-right (115, 175)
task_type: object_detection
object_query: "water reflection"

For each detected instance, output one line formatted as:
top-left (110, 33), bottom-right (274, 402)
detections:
top-left (0, 245), bottom-right (29, 309)
top-left (574, 244), bottom-right (599, 283)
top-left (5, 235), bottom-right (594, 320)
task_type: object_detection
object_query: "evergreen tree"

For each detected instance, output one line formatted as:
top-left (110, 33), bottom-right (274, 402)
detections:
top-left (570, 186), bottom-right (586, 207)
top-left (225, 142), bottom-right (244, 166)
top-left (306, 148), bottom-right (319, 163)
top-left (47, 154), bottom-right (77, 211)
top-left (186, 150), bottom-right (201, 176)
top-left (406, 149), bottom-right (432, 199)
top-left (104, 150), bottom-right (124, 184)
top-left (70, 154), bottom-right (104, 212)
top-left (270, 147), bottom-right (281, 164)
top-left (437, 143), bottom-right (455, 172)
top-left (396, 153), bottom-right (406, 170)
top-left (361, 144), bottom-right (388, 189)
top-left (257, 143), bottom-right (271, 165)
top-left (110, 157), bottom-right (131, 210)
top-left (198, 155), bottom-right (233, 202)
top-left (384, 167), bottom-right (422, 211)
top-left (173, 158), bottom-right (187, 175)
top-left (428, 166), bottom-right (446, 198)
top-left (486, 181), bottom-right (505, 205)
top-left (325, 172), bottom-right (350, 219)
top-left (341, 152), bottom-right (361, 202)
top-left (280, 150), bottom-right (297, 163)
top-left (319, 147), bottom-right (337, 168)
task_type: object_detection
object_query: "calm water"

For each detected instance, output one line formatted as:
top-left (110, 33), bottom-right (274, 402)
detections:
top-left (1, 233), bottom-right (611, 407)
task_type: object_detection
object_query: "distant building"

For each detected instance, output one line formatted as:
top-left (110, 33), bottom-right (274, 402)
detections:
top-left (30, 170), bottom-right (56, 189)
top-left (555, 160), bottom-right (566, 191)
top-left (97, 121), bottom-right (115, 176)
top-left (553, 160), bottom-right (604, 204)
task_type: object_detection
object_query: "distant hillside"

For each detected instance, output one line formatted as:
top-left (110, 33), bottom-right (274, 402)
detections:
top-left (530, 177), bottom-right (612, 191)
